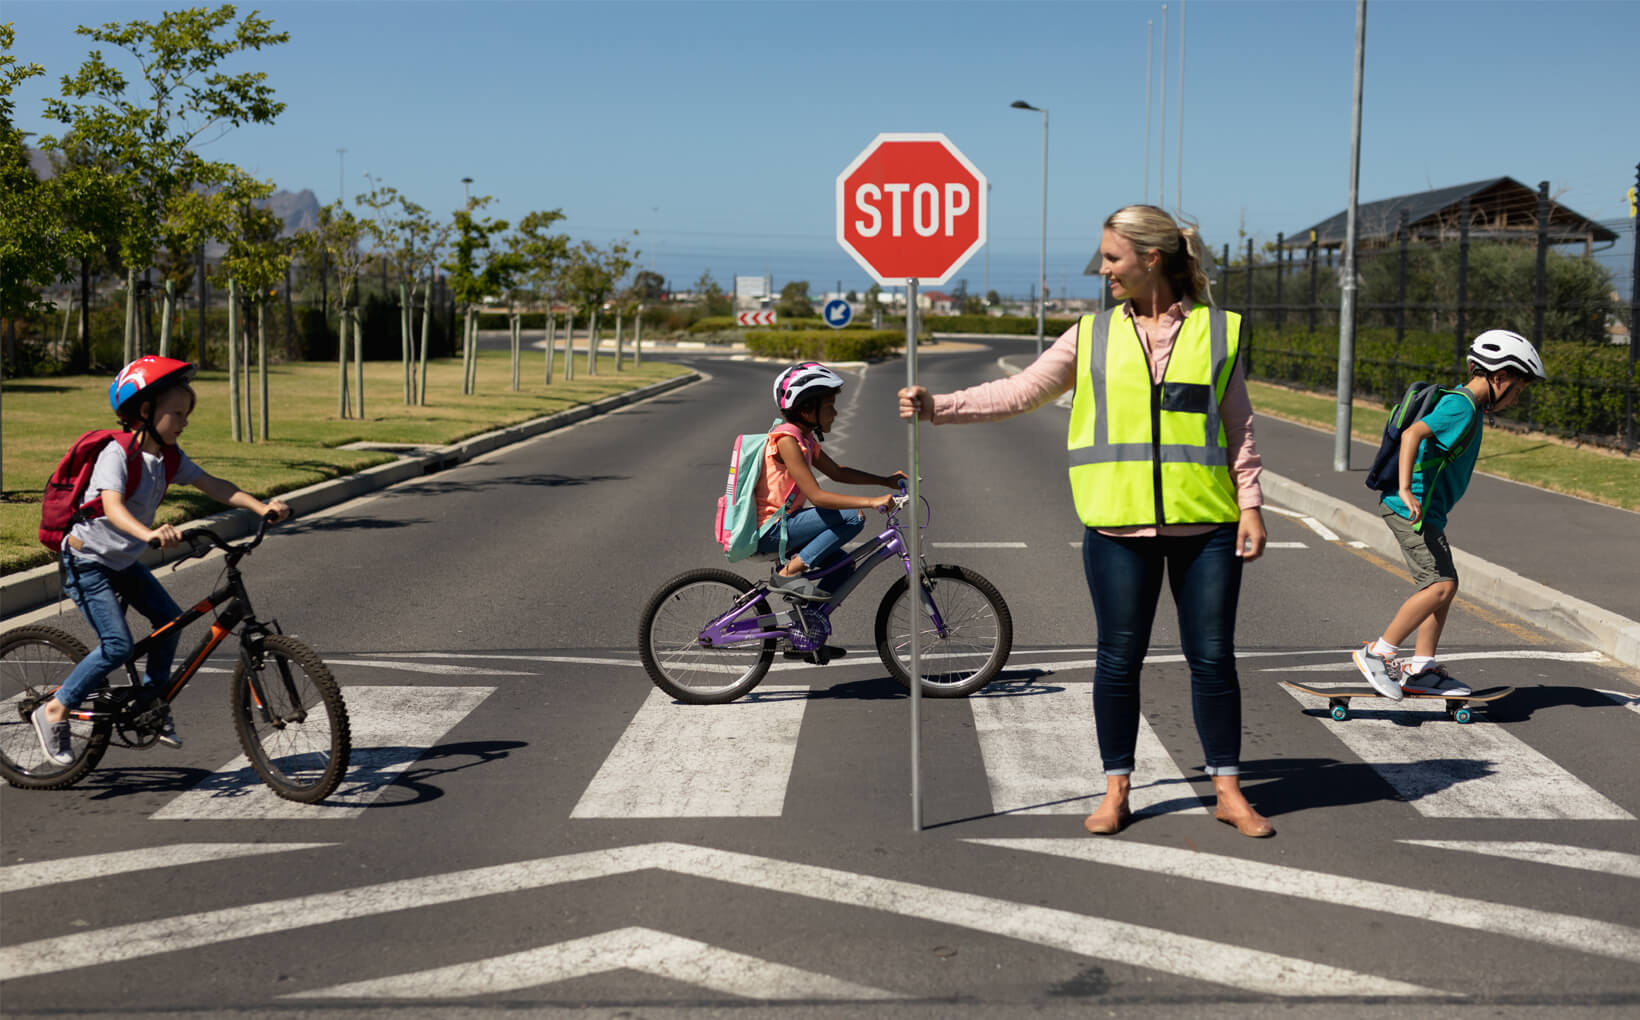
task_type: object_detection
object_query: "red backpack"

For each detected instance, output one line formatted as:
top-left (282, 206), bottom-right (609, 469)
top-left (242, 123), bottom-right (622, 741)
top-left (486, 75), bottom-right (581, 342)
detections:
top-left (39, 430), bottom-right (181, 552)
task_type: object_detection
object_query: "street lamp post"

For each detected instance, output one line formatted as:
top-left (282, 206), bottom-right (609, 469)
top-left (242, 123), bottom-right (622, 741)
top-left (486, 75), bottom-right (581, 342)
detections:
top-left (461, 176), bottom-right (473, 205)
top-left (1011, 100), bottom-right (1048, 356)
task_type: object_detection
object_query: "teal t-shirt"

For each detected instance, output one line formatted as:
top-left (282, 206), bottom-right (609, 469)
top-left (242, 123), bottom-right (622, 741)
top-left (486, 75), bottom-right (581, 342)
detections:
top-left (1381, 389), bottom-right (1481, 530)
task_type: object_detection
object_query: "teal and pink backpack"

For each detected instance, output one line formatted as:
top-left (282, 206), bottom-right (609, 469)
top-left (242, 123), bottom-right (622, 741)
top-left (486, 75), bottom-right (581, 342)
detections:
top-left (713, 420), bottom-right (805, 562)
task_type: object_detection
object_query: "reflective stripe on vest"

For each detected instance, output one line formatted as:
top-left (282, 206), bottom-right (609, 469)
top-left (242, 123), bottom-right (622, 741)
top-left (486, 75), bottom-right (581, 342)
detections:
top-left (1066, 306), bottom-right (1242, 527)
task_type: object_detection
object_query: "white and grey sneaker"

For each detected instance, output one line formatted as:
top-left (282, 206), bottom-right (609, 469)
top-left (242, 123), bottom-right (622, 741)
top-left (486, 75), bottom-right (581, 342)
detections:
top-left (1401, 665), bottom-right (1471, 697)
top-left (156, 709), bottom-right (183, 749)
top-left (31, 703), bottom-right (74, 766)
top-left (1352, 643), bottom-right (1405, 700)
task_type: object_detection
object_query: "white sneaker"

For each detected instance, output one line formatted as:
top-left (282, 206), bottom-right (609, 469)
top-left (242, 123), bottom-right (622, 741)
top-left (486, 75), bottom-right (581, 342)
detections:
top-left (1352, 643), bottom-right (1404, 700)
top-left (1401, 665), bottom-right (1471, 697)
top-left (156, 710), bottom-right (183, 749)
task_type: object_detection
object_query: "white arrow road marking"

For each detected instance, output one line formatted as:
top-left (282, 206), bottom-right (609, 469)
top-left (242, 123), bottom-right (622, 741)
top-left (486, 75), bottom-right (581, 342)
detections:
top-left (970, 685), bottom-right (1206, 816)
top-left (151, 686), bottom-right (495, 821)
top-left (1263, 505), bottom-right (1340, 541)
top-left (572, 686), bottom-right (808, 817)
top-left (0, 844), bottom-right (333, 894)
top-left (287, 925), bottom-right (905, 1001)
top-left (1266, 541), bottom-right (1309, 549)
top-left (1398, 840), bottom-right (1640, 880)
top-left (325, 659), bottom-right (536, 676)
top-left (929, 542), bottom-right (1029, 549)
top-left (1279, 686), bottom-right (1632, 820)
top-left (0, 841), bottom-right (1437, 997)
top-left (970, 837), bottom-right (1640, 965)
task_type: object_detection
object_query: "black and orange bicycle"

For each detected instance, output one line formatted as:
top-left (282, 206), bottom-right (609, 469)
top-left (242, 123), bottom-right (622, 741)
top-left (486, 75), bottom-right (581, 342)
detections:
top-left (0, 514), bottom-right (350, 803)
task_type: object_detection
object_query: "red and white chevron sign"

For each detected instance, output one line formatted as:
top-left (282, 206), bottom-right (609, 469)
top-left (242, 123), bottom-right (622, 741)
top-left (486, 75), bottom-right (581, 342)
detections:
top-left (736, 311), bottom-right (776, 326)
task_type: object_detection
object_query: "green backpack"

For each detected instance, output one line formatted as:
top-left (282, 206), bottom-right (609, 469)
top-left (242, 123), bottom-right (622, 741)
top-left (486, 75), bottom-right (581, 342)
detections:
top-left (713, 420), bottom-right (805, 562)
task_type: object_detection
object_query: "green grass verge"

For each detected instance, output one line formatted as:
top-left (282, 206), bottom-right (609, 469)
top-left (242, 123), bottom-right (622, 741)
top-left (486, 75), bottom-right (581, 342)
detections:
top-left (2, 351), bottom-right (688, 575)
top-left (1248, 380), bottom-right (1640, 511)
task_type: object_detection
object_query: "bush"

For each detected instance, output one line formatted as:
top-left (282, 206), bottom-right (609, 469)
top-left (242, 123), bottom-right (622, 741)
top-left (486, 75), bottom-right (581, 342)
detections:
top-left (921, 313), bottom-right (1082, 335)
top-left (742, 330), bottom-right (904, 361)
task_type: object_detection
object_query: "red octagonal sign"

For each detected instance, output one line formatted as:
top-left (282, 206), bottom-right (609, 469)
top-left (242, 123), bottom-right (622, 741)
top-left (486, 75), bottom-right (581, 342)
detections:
top-left (836, 133), bottom-right (988, 286)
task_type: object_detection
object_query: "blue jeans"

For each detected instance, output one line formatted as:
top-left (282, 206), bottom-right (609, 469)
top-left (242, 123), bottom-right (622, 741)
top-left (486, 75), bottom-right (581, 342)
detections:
top-left (54, 554), bottom-right (182, 710)
top-left (756, 506), bottom-right (865, 570)
top-left (1082, 524), bottom-right (1244, 776)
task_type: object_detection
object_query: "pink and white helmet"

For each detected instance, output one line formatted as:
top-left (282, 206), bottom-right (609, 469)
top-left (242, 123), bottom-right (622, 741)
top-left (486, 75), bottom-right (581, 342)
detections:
top-left (772, 361), bottom-right (845, 413)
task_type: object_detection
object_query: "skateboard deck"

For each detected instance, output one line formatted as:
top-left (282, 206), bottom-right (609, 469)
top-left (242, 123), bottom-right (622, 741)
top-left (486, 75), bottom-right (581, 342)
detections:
top-left (1281, 680), bottom-right (1513, 723)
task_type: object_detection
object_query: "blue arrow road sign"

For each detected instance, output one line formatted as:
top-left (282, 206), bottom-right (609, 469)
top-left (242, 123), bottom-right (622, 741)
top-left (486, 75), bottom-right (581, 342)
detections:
top-left (823, 299), bottom-right (853, 329)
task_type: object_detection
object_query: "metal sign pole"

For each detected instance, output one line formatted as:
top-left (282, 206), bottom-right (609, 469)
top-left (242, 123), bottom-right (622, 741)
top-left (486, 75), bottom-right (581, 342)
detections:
top-left (905, 277), bottom-right (922, 832)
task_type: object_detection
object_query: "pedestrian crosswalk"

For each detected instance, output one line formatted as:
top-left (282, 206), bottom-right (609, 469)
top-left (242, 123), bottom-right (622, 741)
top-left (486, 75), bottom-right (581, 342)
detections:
top-left (81, 647), bottom-right (1638, 827)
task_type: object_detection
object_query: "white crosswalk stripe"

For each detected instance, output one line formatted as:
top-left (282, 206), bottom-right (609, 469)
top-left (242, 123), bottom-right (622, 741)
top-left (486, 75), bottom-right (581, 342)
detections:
top-left (1280, 683), bottom-right (1633, 820)
top-left (151, 686), bottom-right (495, 820)
top-left (970, 683), bottom-right (1207, 816)
top-left (572, 685), bottom-right (809, 818)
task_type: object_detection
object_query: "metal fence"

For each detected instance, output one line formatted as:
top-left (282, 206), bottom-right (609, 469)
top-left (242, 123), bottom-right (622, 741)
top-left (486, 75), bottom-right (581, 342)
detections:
top-left (1216, 186), bottom-right (1638, 452)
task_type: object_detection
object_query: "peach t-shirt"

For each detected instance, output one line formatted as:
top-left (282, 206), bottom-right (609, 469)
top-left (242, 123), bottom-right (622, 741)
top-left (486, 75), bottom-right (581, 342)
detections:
top-left (928, 300), bottom-right (1263, 537)
top-left (754, 425), bottom-right (816, 527)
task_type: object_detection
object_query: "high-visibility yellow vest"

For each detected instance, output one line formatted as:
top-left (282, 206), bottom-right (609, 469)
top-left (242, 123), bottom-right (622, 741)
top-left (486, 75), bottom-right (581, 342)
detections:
top-left (1067, 305), bottom-right (1242, 527)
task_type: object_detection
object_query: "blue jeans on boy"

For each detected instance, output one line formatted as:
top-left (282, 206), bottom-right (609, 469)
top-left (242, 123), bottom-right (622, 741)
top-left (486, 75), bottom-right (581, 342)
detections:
top-left (1082, 523), bottom-right (1244, 777)
top-left (54, 554), bottom-right (182, 710)
top-left (757, 507), bottom-right (865, 571)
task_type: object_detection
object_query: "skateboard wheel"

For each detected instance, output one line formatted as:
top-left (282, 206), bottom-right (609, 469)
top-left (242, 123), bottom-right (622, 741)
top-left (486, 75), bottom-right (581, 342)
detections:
top-left (1454, 707), bottom-right (1473, 724)
top-left (1330, 704), bottom-right (1349, 722)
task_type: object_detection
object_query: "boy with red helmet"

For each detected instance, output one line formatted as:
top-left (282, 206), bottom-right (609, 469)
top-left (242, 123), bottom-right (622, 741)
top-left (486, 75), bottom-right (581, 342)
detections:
top-left (30, 357), bottom-right (292, 765)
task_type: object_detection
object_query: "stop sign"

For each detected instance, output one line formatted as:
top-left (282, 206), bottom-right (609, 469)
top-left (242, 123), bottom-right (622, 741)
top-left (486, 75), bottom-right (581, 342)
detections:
top-left (836, 133), bottom-right (987, 286)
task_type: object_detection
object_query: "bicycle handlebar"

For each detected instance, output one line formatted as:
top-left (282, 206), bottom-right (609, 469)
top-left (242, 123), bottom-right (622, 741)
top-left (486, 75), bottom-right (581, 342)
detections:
top-left (148, 511), bottom-right (282, 557)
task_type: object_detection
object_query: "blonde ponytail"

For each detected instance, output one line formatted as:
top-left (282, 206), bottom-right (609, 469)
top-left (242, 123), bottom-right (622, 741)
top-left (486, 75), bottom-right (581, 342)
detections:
top-left (1104, 205), bottom-right (1215, 306)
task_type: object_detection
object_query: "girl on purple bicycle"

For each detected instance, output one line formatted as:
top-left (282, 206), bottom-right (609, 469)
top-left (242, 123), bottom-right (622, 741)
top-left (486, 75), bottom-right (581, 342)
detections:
top-left (762, 362), bottom-right (905, 601)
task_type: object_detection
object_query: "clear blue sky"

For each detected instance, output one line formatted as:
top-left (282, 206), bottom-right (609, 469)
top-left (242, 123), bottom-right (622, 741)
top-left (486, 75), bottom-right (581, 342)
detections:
top-left (8, 0), bottom-right (1637, 301)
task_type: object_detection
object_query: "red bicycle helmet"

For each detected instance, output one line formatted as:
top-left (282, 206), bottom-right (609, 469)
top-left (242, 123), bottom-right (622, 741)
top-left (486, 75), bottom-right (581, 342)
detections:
top-left (109, 356), bottom-right (197, 425)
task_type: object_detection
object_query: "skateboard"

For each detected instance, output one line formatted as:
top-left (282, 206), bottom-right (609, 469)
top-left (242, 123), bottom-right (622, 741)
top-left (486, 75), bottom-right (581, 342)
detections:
top-left (1281, 680), bottom-right (1513, 724)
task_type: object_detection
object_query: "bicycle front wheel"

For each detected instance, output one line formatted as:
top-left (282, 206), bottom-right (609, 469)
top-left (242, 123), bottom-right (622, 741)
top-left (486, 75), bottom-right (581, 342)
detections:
top-left (875, 564), bottom-right (1013, 698)
top-left (231, 634), bottom-right (351, 803)
top-left (0, 626), bottom-right (110, 789)
top-left (639, 568), bottom-right (774, 704)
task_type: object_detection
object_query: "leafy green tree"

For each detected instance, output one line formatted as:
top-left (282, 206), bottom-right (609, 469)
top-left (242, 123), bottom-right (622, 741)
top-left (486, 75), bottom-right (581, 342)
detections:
top-left (294, 201), bottom-right (365, 416)
top-left (441, 195), bottom-right (513, 395)
top-left (213, 174), bottom-right (285, 440)
top-left (777, 279), bottom-right (811, 320)
top-left (502, 209), bottom-right (566, 388)
top-left (0, 24), bottom-right (62, 361)
top-left (631, 269), bottom-right (665, 302)
top-left (694, 269), bottom-right (729, 316)
top-left (41, 4), bottom-right (288, 365)
top-left (561, 236), bottom-right (634, 376)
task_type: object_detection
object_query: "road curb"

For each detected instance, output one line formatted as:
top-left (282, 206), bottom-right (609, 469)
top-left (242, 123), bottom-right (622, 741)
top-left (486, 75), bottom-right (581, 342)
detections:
top-left (1, 372), bottom-right (700, 622)
top-left (990, 354), bottom-right (1640, 672)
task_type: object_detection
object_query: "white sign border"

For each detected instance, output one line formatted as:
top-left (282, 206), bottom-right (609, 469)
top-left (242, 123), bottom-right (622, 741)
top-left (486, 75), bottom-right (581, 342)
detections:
top-left (835, 131), bottom-right (988, 288)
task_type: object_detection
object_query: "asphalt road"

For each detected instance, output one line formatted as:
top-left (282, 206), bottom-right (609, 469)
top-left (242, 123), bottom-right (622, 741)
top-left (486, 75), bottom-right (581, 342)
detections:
top-left (3, 342), bottom-right (1638, 1017)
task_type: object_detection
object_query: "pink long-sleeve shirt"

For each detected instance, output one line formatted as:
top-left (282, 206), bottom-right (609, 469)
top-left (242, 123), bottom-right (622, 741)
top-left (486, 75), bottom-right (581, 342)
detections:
top-left (928, 300), bottom-right (1264, 537)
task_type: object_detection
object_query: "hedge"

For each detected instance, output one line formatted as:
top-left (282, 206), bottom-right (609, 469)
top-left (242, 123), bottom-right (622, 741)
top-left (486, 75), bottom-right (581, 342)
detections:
top-left (919, 313), bottom-right (1082, 336)
top-left (1249, 326), bottom-right (1636, 440)
top-left (742, 330), bottom-right (904, 361)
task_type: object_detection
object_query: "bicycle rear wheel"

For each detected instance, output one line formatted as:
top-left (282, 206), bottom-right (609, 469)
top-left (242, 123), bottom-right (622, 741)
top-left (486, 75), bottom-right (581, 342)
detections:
top-left (0, 626), bottom-right (110, 789)
top-left (639, 568), bottom-right (775, 704)
top-left (231, 634), bottom-right (351, 803)
top-left (875, 564), bottom-right (1013, 698)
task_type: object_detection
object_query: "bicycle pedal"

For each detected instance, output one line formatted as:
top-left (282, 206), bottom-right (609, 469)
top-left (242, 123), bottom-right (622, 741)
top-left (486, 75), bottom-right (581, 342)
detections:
top-left (783, 645), bottom-right (847, 663)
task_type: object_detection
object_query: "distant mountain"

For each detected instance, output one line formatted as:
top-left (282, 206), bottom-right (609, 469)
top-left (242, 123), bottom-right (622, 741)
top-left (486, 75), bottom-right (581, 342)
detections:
top-left (265, 188), bottom-right (320, 236)
top-left (22, 148), bottom-right (321, 238)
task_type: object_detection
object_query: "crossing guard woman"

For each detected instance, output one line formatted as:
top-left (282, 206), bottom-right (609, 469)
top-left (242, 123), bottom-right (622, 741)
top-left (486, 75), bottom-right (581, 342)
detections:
top-left (899, 204), bottom-right (1273, 838)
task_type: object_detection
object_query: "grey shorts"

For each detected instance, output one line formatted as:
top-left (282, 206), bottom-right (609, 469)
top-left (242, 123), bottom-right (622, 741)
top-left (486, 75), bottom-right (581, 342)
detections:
top-left (1382, 508), bottom-right (1458, 590)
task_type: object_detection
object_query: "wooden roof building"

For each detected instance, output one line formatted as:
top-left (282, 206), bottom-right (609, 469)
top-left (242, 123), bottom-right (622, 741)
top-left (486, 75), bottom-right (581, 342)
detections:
top-left (1289, 177), bottom-right (1617, 255)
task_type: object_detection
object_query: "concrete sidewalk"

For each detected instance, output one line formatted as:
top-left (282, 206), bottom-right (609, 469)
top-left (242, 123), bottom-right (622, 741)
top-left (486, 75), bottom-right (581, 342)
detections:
top-left (1, 372), bottom-right (701, 621)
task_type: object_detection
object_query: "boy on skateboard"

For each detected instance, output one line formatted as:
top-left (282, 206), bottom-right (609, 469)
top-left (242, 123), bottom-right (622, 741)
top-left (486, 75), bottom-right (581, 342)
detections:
top-left (1352, 331), bottom-right (1546, 700)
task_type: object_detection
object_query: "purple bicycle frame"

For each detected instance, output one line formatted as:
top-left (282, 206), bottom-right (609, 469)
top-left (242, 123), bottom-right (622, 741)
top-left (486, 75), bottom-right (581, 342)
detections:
top-left (697, 511), bottom-right (947, 649)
